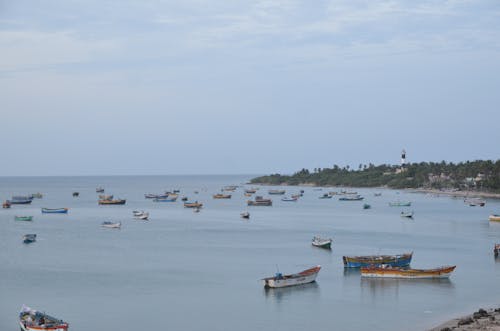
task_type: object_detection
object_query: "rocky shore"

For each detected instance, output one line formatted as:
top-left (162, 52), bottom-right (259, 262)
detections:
top-left (429, 307), bottom-right (500, 331)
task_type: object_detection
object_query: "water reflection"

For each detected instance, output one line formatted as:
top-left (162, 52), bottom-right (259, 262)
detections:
top-left (343, 268), bottom-right (361, 278)
top-left (360, 277), bottom-right (455, 300)
top-left (263, 282), bottom-right (320, 303)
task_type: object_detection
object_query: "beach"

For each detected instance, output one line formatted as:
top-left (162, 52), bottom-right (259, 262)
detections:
top-left (430, 307), bottom-right (500, 331)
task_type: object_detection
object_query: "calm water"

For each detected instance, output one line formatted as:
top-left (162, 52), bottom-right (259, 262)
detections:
top-left (1, 175), bottom-right (499, 331)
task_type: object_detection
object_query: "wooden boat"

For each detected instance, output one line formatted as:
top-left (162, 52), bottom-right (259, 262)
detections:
top-left (101, 221), bottom-right (121, 228)
top-left (72, 192), bottom-right (79, 197)
top-left (184, 201), bottom-right (203, 208)
top-left (10, 196), bottom-right (33, 204)
top-left (19, 305), bottom-right (69, 331)
top-left (96, 187), bottom-right (104, 193)
top-left (360, 265), bottom-right (456, 279)
top-left (488, 215), bottom-right (500, 222)
top-left (144, 193), bottom-right (162, 199)
top-left (400, 211), bottom-right (414, 218)
top-left (343, 252), bottom-right (413, 268)
top-left (494, 244), bottom-right (500, 258)
top-left (319, 193), bottom-right (332, 199)
top-left (262, 265), bottom-right (321, 288)
top-left (312, 236), bottom-right (332, 249)
top-left (133, 211), bottom-right (149, 220)
top-left (240, 212), bottom-right (250, 219)
top-left (389, 201), bottom-right (411, 207)
top-left (213, 194), bottom-right (231, 199)
top-left (15, 216), bottom-right (33, 222)
top-left (22, 234), bottom-right (37, 244)
top-left (245, 189), bottom-right (257, 194)
top-left (281, 196), bottom-right (298, 202)
top-left (98, 199), bottom-right (126, 205)
top-left (98, 194), bottom-right (113, 200)
top-left (3, 200), bottom-right (11, 208)
top-left (268, 189), bottom-right (286, 195)
top-left (339, 195), bottom-right (364, 201)
top-left (153, 197), bottom-right (177, 202)
top-left (223, 185), bottom-right (238, 192)
top-left (363, 204), bottom-right (371, 209)
top-left (248, 196), bottom-right (272, 206)
top-left (41, 208), bottom-right (68, 214)
top-left (244, 193), bottom-right (253, 197)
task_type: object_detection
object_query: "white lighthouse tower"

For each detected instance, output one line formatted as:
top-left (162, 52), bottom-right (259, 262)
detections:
top-left (401, 149), bottom-right (407, 168)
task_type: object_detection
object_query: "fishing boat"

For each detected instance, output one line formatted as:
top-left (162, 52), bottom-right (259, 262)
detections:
top-left (339, 195), bottom-right (364, 201)
top-left (389, 201), bottom-right (411, 207)
top-left (10, 196), bottom-right (33, 204)
top-left (41, 208), bottom-right (69, 214)
top-left (98, 199), bottom-right (126, 205)
top-left (262, 265), bottom-right (321, 288)
top-left (144, 193), bottom-right (162, 199)
top-left (281, 196), bottom-right (298, 202)
top-left (72, 192), bottom-right (79, 197)
top-left (494, 244), bottom-right (500, 258)
top-left (244, 193), bottom-right (253, 197)
top-left (101, 221), bottom-right (121, 228)
top-left (400, 211), bottom-right (414, 218)
top-left (360, 265), bottom-right (456, 279)
top-left (213, 193), bottom-right (232, 199)
top-left (240, 212), bottom-right (250, 219)
top-left (343, 252), bottom-right (413, 268)
top-left (19, 305), bottom-right (69, 331)
top-left (223, 185), bottom-right (238, 192)
top-left (245, 189), bottom-right (257, 194)
top-left (96, 187), bottom-right (104, 193)
top-left (312, 236), bottom-right (332, 249)
top-left (15, 216), bottom-right (33, 222)
top-left (181, 196), bottom-right (188, 201)
top-left (319, 193), bottom-right (332, 199)
top-left (184, 201), bottom-right (203, 208)
top-left (98, 194), bottom-right (113, 200)
top-left (133, 211), bottom-right (149, 220)
top-left (153, 197), bottom-right (177, 202)
top-left (3, 200), bottom-right (11, 208)
top-left (247, 196), bottom-right (272, 206)
top-left (22, 234), bottom-right (37, 244)
top-left (268, 189), bottom-right (286, 195)
top-left (363, 203), bottom-right (371, 209)
top-left (489, 214), bottom-right (500, 222)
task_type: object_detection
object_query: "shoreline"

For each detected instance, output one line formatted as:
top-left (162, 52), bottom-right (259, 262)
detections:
top-left (429, 307), bottom-right (500, 330)
top-left (410, 188), bottom-right (500, 200)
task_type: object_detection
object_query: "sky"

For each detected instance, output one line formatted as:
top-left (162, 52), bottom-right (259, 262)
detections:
top-left (0, 0), bottom-right (499, 176)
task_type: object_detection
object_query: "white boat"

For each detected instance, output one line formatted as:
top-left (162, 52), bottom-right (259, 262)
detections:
top-left (101, 221), bottom-right (121, 229)
top-left (133, 211), bottom-right (149, 220)
top-left (281, 196), bottom-right (298, 202)
top-left (262, 265), bottom-right (321, 288)
top-left (312, 236), bottom-right (332, 249)
top-left (19, 305), bottom-right (69, 331)
top-left (400, 211), bottom-right (414, 218)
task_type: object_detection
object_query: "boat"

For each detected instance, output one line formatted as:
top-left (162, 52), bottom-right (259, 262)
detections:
top-left (465, 198), bottom-right (485, 207)
top-left (184, 201), bottom-right (203, 208)
top-left (339, 195), bottom-right (364, 201)
top-left (213, 194), bottom-right (231, 199)
top-left (98, 194), bottom-right (113, 200)
top-left (144, 193), bottom-right (163, 199)
top-left (133, 211), bottom-right (149, 220)
top-left (494, 244), bottom-right (500, 258)
top-left (247, 196), bottom-right (272, 206)
top-left (281, 196), bottom-right (298, 202)
top-left (489, 214), bottom-right (500, 222)
top-left (9, 196), bottom-right (33, 204)
top-left (96, 187), bottom-right (104, 193)
top-left (181, 196), bottom-right (188, 201)
top-left (153, 196), bottom-right (177, 202)
top-left (3, 200), bottom-right (11, 208)
top-left (72, 192), bottom-right (79, 197)
top-left (360, 265), bottom-right (456, 279)
top-left (343, 252), bottom-right (413, 268)
top-left (374, 192), bottom-right (382, 197)
top-left (41, 208), bottom-right (69, 214)
top-left (244, 193), bottom-right (253, 197)
top-left (98, 199), bottom-right (126, 205)
top-left (15, 216), bottom-right (33, 222)
top-left (389, 201), bottom-right (411, 207)
top-left (22, 234), bottom-right (37, 244)
top-left (101, 221), bottom-right (121, 228)
top-left (19, 305), bottom-right (69, 331)
top-left (319, 193), bottom-right (332, 199)
top-left (268, 189), bottom-right (286, 195)
top-left (223, 185), bottom-right (238, 192)
top-left (400, 211), bottom-right (414, 218)
top-left (312, 236), bottom-right (332, 249)
top-left (240, 212), bottom-right (250, 219)
top-left (262, 265), bottom-right (321, 288)
top-left (363, 203), bottom-right (371, 209)
top-left (30, 193), bottom-right (43, 199)
top-left (245, 189), bottom-right (257, 194)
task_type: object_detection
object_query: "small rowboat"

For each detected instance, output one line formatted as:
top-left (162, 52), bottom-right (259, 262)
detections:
top-left (10, 196), bottom-right (33, 204)
top-left (318, 193), bottom-right (332, 199)
top-left (268, 189), bottom-right (286, 195)
top-left (400, 211), bottom-right (414, 218)
top-left (494, 244), bottom-right (500, 258)
top-left (101, 221), bottom-right (121, 229)
top-left (72, 192), bottom-right (79, 197)
top-left (133, 211), bottom-right (149, 220)
top-left (19, 305), bottom-right (69, 331)
top-left (153, 197), bottom-right (177, 202)
top-left (281, 196), bottom-right (298, 202)
top-left (262, 265), bottom-right (321, 288)
top-left (98, 199), bottom-right (126, 205)
top-left (245, 189), bottom-right (257, 194)
top-left (3, 200), bottom-right (11, 208)
top-left (15, 216), bottom-right (33, 222)
top-left (96, 187), bottom-right (104, 193)
top-left (360, 265), bottom-right (456, 279)
top-left (184, 201), bottom-right (203, 208)
top-left (98, 194), bottom-right (113, 200)
top-left (339, 195), bottom-right (364, 201)
top-left (312, 236), bottom-right (332, 249)
top-left (23, 234), bottom-right (37, 244)
top-left (213, 194), bottom-right (231, 199)
top-left (389, 201), bottom-right (411, 207)
top-left (248, 196), bottom-right (272, 206)
top-left (363, 204), bottom-right (371, 209)
top-left (41, 208), bottom-right (69, 214)
top-left (343, 252), bottom-right (413, 268)
top-left (240, 212), bottom-right (250, 219)
top-left (489, 214), bottom-right (500, 222)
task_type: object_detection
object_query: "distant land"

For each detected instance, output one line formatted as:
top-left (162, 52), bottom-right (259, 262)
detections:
top-left (250, 160), bottom-right (500, 193)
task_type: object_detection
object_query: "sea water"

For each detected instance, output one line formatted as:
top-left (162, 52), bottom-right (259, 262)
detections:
top-left (1, 175), bottom-right (499, 331)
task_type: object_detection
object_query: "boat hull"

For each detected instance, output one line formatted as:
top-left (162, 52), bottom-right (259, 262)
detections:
top-left (489, 215), bottom-right (500, 222)
top-left (98, 200), bottom-right (126, 205)
top-left (343, 253), bottom-right (413, 268)
top-left (360, 266), bottom-right (456, 279)
top-left (262, 266), bottom-right (321, 288)
top-left (41, 208), bottom-right (68, 214)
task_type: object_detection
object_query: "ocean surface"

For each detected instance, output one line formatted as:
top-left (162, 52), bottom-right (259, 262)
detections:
top-left (1, 175), bottom-right (499, 331)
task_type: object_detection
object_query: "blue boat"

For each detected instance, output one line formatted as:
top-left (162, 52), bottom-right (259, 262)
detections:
top-left (342, 252), bottom-right (413, 268)
top-left (41, 208), bottom-right (68, 214)
top-left (9, 196), bottom-right (33, 204)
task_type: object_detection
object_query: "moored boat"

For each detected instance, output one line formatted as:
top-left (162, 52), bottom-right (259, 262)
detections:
top-left (41, 208), bottom-right (68, 214)
top-left (15, 216), bottom-right (33, 222)
top-left (281, 196), bottom-right (298, 202)
top-left (98, 199), bottom-right (126, 205)
top-left (96, 187), bottom-right (104, 193)
top-left (30, 193), bottom-right (43, 199)
top-left (363, 203), bottom-right (371, 209)
top-left (98, 194), bottom-right (113, 200)
top-left (240, 212), bottom-right (250, 219)
top-left (22, 234), bottom-right (37, 244)
top-left (184, 201), bottom-right (203, 208)
top-left (153, 197), bottom-right (177, 202)
top-left (248, 196), bottom-right (272, 206)
top-left (488, 214), bottom-right (500, 222)
top-left (10, 196), bottom-right (33, 204)
top-left (262, 265), bottom-right (321, 288)
top-left (400, 211), bottom-right (414, 218)
top-left (133, 211), bottom-right (149, 220)
top-left (494, 244), bottom-right (500, 258)
top-left (223, 185), bottom-right (238, 192)
top-left (343, 252), bottom-right (413, 268)
top-left (213, 193), bottom-right (231, 199)
top-left (389, 201), bottom-right (411, 207)
top-left (360, 265), bottom-right (456, 279)
top-left (101, 221), bottom-right (121, 228)
top-left (339, 195), bottom-right (364, 201)
top-left (72, 192), bottom-right (79, 197)
top-left (319, 193), bottom-right (332, 199)
top-left (245, 189), bottom-right (257, 194)
top-left (3, 200), bottom-right (11, 208)
top-left (312, 236), bottom-right (332, 249)
top-left (268, 189), bottom-right (286, 195)
top-left (19, 305), bottom-right (69, 331)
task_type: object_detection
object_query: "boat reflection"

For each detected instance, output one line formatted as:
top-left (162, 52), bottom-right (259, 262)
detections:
top-left (360, 277), bottom-right (455, 301)
top-left (343, 268), bottom-right (361, 278)
top-left (263, 282), bottom-right (320, 303)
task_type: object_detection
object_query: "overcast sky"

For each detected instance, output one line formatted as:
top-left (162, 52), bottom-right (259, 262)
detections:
top-left (1, 0), bottom-right (499, 176)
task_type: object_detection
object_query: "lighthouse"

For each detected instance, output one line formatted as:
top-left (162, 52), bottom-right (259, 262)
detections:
top-left (401, 149), bottom-right (407, 168)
